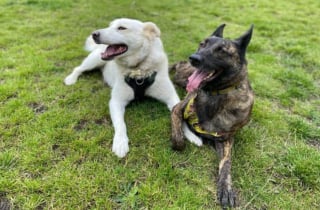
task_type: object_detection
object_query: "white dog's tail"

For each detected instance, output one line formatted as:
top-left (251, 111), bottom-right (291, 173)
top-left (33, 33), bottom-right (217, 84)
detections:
top-left (84, 36), bottom-right (99, 52)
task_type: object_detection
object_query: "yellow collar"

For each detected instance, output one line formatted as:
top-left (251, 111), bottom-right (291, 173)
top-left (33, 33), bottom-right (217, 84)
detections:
top-left (210, 84), bottom-right (240, 95)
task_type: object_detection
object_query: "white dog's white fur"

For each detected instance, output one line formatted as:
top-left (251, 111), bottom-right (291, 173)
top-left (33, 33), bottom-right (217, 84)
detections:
top-left (65, 18), bottom-right (202, 158)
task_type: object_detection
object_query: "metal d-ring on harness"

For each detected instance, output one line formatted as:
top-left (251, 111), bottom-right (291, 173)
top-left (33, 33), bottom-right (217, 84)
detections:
top-left (124, 71), bottom-right (157, 100)
top-left (135, 78), bottom-right (145, 85)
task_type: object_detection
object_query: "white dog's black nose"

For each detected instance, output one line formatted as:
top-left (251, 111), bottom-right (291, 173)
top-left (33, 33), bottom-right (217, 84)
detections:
top-left (189, 54), bottom-right (202, 67)
top-left (92, 31), bottom-right (100, 44)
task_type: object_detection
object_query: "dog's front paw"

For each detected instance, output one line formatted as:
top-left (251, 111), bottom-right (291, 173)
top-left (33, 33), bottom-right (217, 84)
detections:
top-left (171, 124), bottom-right (186, 151)
top-left (171, 135), bottom-right (186, 151)
top-left (183, 123), bottom-right (203, 146)
top-left (217, 187), bottom-right (237, 209)
top-left (112, 134), bottom-right (129, 158)
top-left (64, 73), bottom-right (78, 85)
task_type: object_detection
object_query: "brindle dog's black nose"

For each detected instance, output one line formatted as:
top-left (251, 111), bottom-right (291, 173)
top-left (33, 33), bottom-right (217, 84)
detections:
top-left (92, 31), bottom-right (100, 44)
top-left (189, 54), bottom-right (202, 67)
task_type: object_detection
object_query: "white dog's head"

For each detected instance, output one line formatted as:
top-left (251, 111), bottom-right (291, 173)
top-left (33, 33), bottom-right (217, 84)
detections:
top-left (92, 18), bottom-right (161, 62)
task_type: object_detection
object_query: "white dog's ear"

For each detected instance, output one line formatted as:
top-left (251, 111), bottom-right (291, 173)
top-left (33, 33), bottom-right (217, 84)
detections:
top-left (143, 22), bottom-right (161, 39)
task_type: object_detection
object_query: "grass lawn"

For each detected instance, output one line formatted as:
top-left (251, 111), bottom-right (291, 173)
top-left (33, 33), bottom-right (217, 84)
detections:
top-left (1, 0), bottom-right (319, 209)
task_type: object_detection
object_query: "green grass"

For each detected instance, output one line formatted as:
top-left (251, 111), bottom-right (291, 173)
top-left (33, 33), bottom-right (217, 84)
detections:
top-left (0, 0), bottom-right (319, 209)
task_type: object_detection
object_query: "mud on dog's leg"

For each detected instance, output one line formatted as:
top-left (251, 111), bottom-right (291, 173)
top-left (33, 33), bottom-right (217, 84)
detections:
top-left (171, 102), bottom-right (186, 150)
top-left (64, 48), bottom-right (105, 85)
top-left (215, 138), bottom-right (237, 208)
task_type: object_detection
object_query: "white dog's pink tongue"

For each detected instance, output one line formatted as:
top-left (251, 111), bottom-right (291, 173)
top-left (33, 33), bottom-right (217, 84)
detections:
top-left (186, 70), bottom-right (207, 92)
top-left (106, 45), bottom-right (120, 56)
top-left (101, 45), bottom-right (127, 60)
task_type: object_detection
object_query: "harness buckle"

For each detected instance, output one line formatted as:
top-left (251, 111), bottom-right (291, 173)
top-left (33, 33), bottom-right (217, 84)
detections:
top-left (135, 78), bottom-right (144, 85)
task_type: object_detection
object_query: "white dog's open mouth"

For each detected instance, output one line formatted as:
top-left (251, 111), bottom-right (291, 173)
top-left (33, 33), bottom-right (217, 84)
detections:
top-left (101, 44), bottom-right (128, 60)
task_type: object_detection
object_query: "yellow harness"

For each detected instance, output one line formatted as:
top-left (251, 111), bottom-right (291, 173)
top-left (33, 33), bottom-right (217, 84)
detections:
top-left (183, 85), bottom-right (240, 138)
top-left (183, 96), bottom-right (221, 137)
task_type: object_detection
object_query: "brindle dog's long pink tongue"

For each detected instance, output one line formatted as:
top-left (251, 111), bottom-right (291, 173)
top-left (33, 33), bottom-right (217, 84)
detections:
top-left (186, 70), bottom-right (208, 92)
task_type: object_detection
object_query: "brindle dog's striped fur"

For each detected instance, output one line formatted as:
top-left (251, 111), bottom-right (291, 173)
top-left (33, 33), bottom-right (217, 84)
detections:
top-left (171, 24), bottom-right (254, 209)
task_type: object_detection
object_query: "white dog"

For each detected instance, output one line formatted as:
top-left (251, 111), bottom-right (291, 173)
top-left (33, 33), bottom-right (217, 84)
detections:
top-left (64, 18), bottom-right (202, 158)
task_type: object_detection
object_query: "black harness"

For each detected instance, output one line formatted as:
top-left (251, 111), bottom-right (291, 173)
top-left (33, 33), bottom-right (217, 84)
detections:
top-left (124, 72), bottom-right (157, 100)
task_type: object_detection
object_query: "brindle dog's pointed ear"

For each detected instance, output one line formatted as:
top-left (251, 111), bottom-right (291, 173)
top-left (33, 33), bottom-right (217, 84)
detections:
top-left (211, 24), bottom-right (226, 37)
top-left (234, 24), bottom-right (254, 62)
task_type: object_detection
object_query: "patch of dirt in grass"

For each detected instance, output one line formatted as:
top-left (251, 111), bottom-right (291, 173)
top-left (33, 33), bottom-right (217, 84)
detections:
top-left (74, 156), bottom-right (86, 166)
top-left (94, 117), bottom-right (110, 126)
top-left (307, 140), bottom-right (320, 150)
top-left (85, 199), bottom-right (96, 209)
top-left (73, 119), bottom-right (88, 131)
top-left (91, 86), bottom-right (103, 93)
top-left (4, 92), bottom-right (18, 101)
top-left (52, 144), bottom-right (60, 151)
top-left (28, 102), bottom-right (47, 114)
top-left (73, 117), bottom-right (111, 131)
top-left (35, 201), bottom-right (46, 210)
top-left (0, 195), bottom-right (11, 210)
top-left (51, 144), bottom-right (68, 161)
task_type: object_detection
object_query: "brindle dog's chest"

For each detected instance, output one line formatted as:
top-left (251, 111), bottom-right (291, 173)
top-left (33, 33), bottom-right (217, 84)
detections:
top-left (184, 84), bottom-right (254, 140)
top-left (195, 91), bottom-right (226, 122)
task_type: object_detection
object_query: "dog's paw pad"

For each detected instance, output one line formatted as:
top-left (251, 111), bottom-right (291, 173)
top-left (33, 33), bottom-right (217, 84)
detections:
top-left (64, 74), bottom-right (78, 85)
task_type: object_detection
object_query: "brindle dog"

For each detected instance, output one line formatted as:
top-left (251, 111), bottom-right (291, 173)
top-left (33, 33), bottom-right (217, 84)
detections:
top-left (171, 24), bottom-right (254, 208)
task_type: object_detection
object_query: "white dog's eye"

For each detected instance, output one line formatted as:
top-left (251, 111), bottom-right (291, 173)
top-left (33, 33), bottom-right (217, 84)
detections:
top-left (118, 26), bottom-right (127, 30)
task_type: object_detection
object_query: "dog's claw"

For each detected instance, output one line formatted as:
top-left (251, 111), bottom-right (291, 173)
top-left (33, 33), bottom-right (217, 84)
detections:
top-left (217, 188), bottom-right (237, 208)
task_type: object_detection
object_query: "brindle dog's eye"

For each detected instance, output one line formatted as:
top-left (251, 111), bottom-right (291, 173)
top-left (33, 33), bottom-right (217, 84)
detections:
top-left (199, 39), bottom-right (209, 48)
top-left (118, 26), bottom-right (127, 30)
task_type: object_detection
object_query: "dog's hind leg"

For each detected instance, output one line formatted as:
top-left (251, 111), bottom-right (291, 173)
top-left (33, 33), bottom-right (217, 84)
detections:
top-left (64, 46), bottom-right (106, 85)
top-left (215, 138), bottom-right (237, 209)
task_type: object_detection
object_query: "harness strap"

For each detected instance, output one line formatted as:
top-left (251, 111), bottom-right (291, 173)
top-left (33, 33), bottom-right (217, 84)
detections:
top-left (184, 83), bottom-right (241, 138)
top-left (125, 72), bottom-right (157, 100)
top-left (184, 96), bottom-right (222, 138)
top-left (210, 83), bottom-right (240, 95)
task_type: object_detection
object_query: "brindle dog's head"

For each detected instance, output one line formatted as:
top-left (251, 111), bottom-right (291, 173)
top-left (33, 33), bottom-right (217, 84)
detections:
top-left (186, 24), bottom-right (253, 92)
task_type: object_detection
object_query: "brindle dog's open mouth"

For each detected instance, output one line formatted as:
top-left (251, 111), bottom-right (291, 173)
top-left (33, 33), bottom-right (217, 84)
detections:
top-left (101, 44), bottom-right (128, 60)
top-left (186, 69), bottom-right (222, 92)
